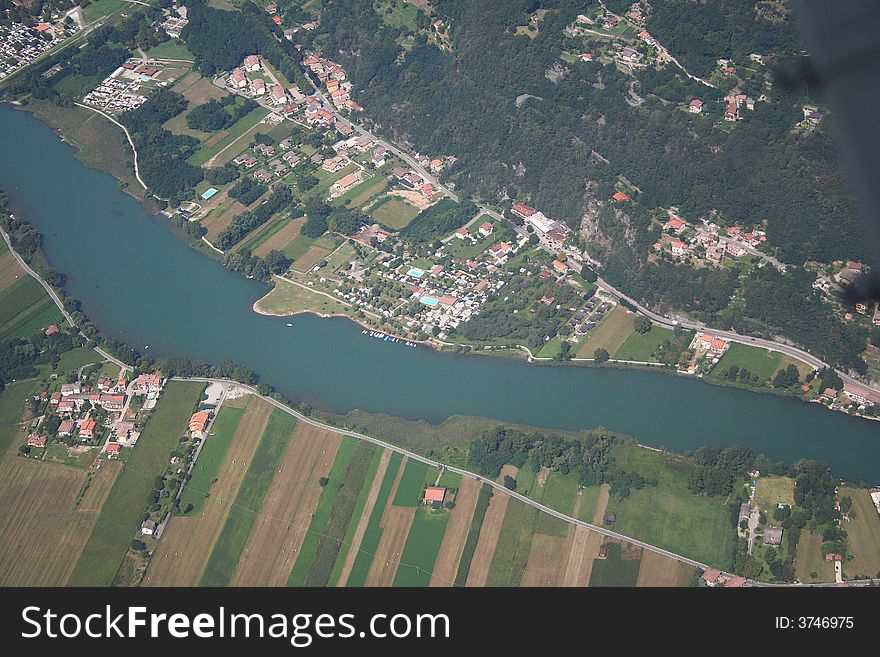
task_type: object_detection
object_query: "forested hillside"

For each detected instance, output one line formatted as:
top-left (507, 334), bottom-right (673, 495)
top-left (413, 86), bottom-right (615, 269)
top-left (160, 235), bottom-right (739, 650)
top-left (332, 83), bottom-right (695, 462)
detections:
top-left (302, 0), bottom-right (862, 265)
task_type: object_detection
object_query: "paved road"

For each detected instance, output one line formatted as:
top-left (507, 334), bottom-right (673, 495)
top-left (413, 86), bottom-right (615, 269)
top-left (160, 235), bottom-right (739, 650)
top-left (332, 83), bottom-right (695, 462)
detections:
top-left (302, 73), bottom-right (459, 202)
top-left (0, 225), bottom-right (132, 373)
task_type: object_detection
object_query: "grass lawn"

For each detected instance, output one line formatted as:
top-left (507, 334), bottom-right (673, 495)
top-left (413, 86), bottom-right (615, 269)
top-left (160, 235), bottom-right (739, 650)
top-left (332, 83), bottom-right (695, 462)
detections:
top-left (840, 487), bottom-right (880, 578)
top-left (795, 530), bottom-right (834, 583)
top-left (254, 276), bottom-right (353, 317)
top-left (43, 445), bottom-right (99, 468)
top-left (180, 404), bottom-right (246, 515)
top-left (188, 107), bottom-right (269, 167)
top-left (82, 0), bottom-right (127, 23)
top-left (753, 476), bottom-right (795, 511)
top-left (603, 442), bottom-right (736, 569)
top-left (576, 305), bottom-right (635, 358)
top-left (145, 40), bottom-right (194, 61)
top-left (371, 196), bottom-right (421, 230)
top-left (346, 451), bottom-right (403, 586)
top-left (327, 242), bottom-right (356, 272)
top-left (54, 347), bottom-right (102, 374)
top-left (393, 506), bottom-right (450, 586)
top-left (301, 443), bottom-right (379, 586)
top-left (392, 458), bottom-right (431, 506)
top-left (444, 232), bottom-right (499, 261)
top-left (712, 343), bottom-right (782, 382)
top-left (286, 438), bottom-right (357, 585)
top-left (530, 468), bottom-right (581, 537)
top-left (0, 378), bottom-right (41, 453)
top-left (589, 542), bottom-right (642, 586)
top-left (341, 175), bottom-right (387, 209)
top-left (68, 381), bottom-right (204, 585)
top-left (282, 234), bottom-right (315, 260)
top-left (200, 409), bottom-right (296, 585)
top-left (614, 326), bottom-right (675, 361)
top-left (536, 337), bottom-right (563, 359)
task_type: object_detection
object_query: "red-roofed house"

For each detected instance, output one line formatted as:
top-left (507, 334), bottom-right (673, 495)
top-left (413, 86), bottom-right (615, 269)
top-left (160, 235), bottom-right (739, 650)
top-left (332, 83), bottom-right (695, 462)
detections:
top-left (478, 221), bottom-right (494, 236)
top-left (27, 434), bottom-right (47, 448)
top-left (612, 191), bottom-right (630, 202)
top-left (106, 442), bottom-right (121, 458)
top-left (57, 419), bottom-right (75, 436)
top-left (46, 324), bottom-right (59, 336)
top-left (552, 260), bottom-right (569, 274)
top-left (423, 486), bottom-right (447, 506)
top-left (689, 99), bottom-right (704, 113)
top-left (665, 216), bottom-right (686, 232)
top-left (511, 203), bottom-right (537, 219)
top-left (79, 417), bottom-right (96, 439)
top-left (701, 568), bottom-right (722, 586)
top-left (454, 227), bottom-right (468, 239)
top-left (189, 411), bottom-right (210, 437)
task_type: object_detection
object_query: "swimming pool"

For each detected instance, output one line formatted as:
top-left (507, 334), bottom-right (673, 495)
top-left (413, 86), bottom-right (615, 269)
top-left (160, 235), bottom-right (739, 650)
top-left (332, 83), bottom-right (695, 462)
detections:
top-left (420, 296), bottom-right (439, 306)
top-left (407, 267), bottom-right (425, 278)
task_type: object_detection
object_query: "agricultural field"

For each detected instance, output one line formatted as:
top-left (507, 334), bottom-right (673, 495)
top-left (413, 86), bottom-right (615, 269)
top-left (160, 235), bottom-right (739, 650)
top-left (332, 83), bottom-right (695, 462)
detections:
top-left (252, 216), bottom-right (305, 258)
top-left (576, 305), bottom-right (635, 358)
top-left (589, 542), bottom-right (642, 587)
top-left (200, 409), bottom-right (297, 585)
top-left (144, 395), bottom-right (272, 586)
top-left (144, 40), bottom-right (195, 61)
top-left (292, 245), bottom-right (332, 272)
top-left (840, 487), bottom-right (880, 578)
top-left (0, 275), bottom-right (60, 340)
top-left (68, 381), bottom-right (205, 586)
top-left (188, 107), bottom-right (270, 168)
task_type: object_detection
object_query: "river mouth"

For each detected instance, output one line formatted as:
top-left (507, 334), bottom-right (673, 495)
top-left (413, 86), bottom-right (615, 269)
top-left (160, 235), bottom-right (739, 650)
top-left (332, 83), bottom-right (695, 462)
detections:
top-left (2, 103), bottom-right (878, 483)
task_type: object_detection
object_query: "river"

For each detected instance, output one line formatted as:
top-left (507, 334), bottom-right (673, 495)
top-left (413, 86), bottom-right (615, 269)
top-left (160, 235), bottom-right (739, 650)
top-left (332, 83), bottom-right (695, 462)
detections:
top-left (1, 104), bottom-right (877, 482)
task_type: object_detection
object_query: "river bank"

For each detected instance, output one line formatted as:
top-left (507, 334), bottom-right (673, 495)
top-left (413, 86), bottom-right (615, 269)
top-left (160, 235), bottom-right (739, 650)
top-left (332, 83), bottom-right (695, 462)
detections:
top-left (3, 101), bottom-right (879, 485)
top-left (10, 97), bottom-right (860, 415)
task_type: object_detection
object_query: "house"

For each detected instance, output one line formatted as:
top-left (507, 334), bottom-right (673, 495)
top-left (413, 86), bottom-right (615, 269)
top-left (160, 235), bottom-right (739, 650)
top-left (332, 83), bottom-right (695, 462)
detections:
top-left (739, 502), bottom-right (751, 524)
top-left (330, 171), bottom-right (362, 197)
top-left (820, 387), bottom-right (838, 401)
top-left (251, 78), bottom-right (266, 95)
top-left (60, 383), bottom-right (81, 397)
top-left (141, 520), bottom-right (157, 536)
top-left (420, 183), bottom-right (434, 198)
top-left (665, 215), bottom-right (686, 233)
top-left (725, 576), bottom-right (746, 588)
top-left (579, 53), bottom-right (593, 62)
top-left (552, 260), bottom-right (569, 274)
top-left (597, 545), bottom-right (608, 559)
top-left (229, 68), bottom-right (247, 89)
top-left (106, 442), bottom-right (121, 458)
top-left (133, 373), bottom-right (162, 394)
top-left (603, 513), bottom-right (616, 525)
top-left (621, 48), bottom-right (638, 62)
top-left (244, 55), bottom-right (261, 72)
top-left (27, 434), bottom-right (47, 448)
top-left (57, 419), bottom-right (75, 436)
top-left (454, 227), bottom-right (469, 239)
top-left (189, 411), bottom-right (210, 437)
top-left (270, 85), bottom-right (288, 105)
top-left (511, 202), bottom-right (537, 219)
top-left (671, 240), bottom-right (689, 257)
top-left (763, 526), bottom-right (784, 546)
top-left (478, 221), bottom-right (494, 237)
top-left (726, 240), bottom-right (747, 258)
top-left (336, 121), bottom-right (354, 137)
top-left (50, 392), bottom-right (61, 405)
top-left (271, 15), bottom-right (282, 25)
top-left (724, 103), bottom-right (739, 121)
top-left (46, 324), bottom-right (59, 336)
top-left (79, 417), bottom-right (97, 439)
top-left (612, 191), bottom-right (629, 202)
top-left (701, 568), bottom-right (722, 586)
top-left (689, 99), bottom-right (704, 113)
top-left (423, 486), bottom-right (446, 506)
top-left (488, 242), bottom-right (512, 259)
top-left (322, 155), bottom-right (347, 173)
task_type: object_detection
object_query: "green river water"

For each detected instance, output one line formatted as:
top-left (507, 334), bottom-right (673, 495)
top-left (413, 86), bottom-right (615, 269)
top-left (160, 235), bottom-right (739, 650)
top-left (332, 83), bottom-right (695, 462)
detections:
top-left (1, 104), bottom-right (877, 482)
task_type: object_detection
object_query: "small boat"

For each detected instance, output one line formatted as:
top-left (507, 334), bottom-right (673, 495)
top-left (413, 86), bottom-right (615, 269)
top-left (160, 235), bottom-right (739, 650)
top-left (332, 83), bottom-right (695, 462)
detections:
top-left (286, 323), bottom-right (293, 327)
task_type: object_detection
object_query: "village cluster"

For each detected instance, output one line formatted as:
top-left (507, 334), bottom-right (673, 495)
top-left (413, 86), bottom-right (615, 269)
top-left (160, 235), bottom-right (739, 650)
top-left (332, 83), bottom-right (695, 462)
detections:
top-left (21, 361), bottom-right (165, 463)
top-left (652, 210), bottom-right (768, 267)
top-left (0, 16), bottom-right (78, 80)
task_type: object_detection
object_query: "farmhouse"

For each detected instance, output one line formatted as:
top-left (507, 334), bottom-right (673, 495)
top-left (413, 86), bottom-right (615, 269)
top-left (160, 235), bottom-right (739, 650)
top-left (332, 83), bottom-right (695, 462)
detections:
top-left (27, 434), bottom-right (47, 448)
top-left (106, 443), bottom-right (121, 458)
top-left (141, 520), bottom-right (157, 536)
top-left (423, 486), bottom-right (447, 506)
